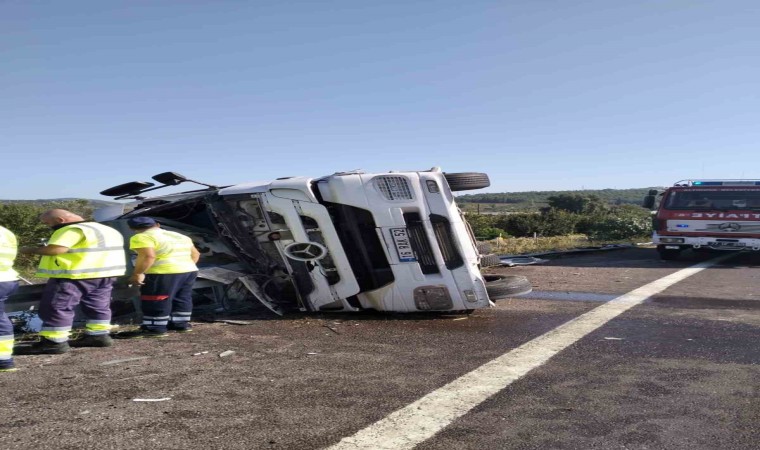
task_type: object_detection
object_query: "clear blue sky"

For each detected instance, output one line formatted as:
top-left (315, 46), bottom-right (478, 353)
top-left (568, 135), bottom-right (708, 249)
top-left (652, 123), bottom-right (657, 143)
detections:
top-left (2, 1), bottom-right (759, 200)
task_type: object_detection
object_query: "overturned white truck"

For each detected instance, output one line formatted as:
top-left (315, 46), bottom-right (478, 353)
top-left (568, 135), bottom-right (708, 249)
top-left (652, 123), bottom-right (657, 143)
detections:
top-left (10, 168), bottom-right (530, 322)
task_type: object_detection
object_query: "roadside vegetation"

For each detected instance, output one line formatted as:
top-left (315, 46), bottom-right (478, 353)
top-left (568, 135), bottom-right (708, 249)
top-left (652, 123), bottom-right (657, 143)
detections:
top-left (466, 193), bottom-right (652, 254)
top-left (457, 187), bottom-right (660, 213)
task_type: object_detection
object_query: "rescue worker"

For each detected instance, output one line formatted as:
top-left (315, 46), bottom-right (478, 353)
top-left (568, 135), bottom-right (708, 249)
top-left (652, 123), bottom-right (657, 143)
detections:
top-left (0, 225), bottom-right (20, 371)
top-left (115, 217), bottom-right (199, 338)
top-left (17, 209), bottom-right (126, 354)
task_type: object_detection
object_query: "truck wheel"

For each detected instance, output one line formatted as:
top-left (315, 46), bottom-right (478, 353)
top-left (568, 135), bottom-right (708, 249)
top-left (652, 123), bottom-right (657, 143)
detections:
top-left (480, 254), bottom-right (502, 267)
top-left (444, 172), bottom-right (490, 191)
top-left (658, 247), bottom-right (681, 261)
top-left (484, 274), bottom-right (532, 300)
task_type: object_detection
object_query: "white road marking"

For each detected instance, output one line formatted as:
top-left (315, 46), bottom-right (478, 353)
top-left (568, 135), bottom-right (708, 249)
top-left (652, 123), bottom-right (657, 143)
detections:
top-left (329, 255), bottom-right (731, 450)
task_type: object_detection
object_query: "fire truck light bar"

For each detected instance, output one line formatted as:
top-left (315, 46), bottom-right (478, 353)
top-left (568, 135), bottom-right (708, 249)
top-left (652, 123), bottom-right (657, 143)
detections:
top-left (674, 180), bottom-right (760, 187)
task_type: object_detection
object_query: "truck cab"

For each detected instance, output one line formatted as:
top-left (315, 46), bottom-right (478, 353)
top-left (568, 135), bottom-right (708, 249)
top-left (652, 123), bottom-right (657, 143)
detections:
top-left (99, 168), bottom-right (502, 314)
top-left (644, 180), bottom-right (760, 260)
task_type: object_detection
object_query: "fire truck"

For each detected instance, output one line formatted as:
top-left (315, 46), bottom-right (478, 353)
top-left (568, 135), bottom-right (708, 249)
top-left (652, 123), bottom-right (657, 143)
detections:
top-left (644, 180), bottom-right (760, 260)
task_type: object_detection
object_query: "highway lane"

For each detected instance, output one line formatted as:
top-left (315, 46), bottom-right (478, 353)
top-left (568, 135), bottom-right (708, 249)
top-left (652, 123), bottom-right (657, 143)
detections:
top-left (1, 248), bottom-right (757, 449)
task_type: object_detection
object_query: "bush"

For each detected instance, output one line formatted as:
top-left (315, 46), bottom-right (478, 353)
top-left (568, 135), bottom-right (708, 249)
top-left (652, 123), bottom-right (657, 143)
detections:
top-left (587, 217), bottom-right (651, 241)
top-left (477, 226), bottom-right (508, 240)
top-left (497, 213), bottom-right (541, 237)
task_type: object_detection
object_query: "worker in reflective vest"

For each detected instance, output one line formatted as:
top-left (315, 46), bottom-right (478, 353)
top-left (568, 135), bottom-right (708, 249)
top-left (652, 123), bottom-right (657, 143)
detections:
top-left (0, 225), bottom-right (20, 371)
top-left (114, 217), bottom-right (199, 339)
top-left (17, 209), bottom-right (126, 354)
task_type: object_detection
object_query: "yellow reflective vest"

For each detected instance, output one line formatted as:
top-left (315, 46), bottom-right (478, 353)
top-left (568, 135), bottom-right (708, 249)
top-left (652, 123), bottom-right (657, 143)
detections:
top-left (37, 222), bottom-right (127, 279)
top-left (129, 228), bottom-right (197, 274)
top-left (0, 226), bottom-right (18, 282)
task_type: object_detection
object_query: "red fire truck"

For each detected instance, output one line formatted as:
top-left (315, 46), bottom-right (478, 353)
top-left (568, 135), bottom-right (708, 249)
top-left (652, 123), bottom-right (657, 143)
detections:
top-left (644, 180), bottom-right (760, 260)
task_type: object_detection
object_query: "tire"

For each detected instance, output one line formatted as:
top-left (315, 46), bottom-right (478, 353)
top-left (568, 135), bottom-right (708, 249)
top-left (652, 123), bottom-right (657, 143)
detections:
top-left (657, 245), bottom-right (681, 261)
top-left (480, 254), bottom-right (502, 267)
top-left (484, 274), bottom-right (532, 300)
top-left (476, 242), bottom-right (493, 254)
top-left (444, 172), bottom-right (490, 191)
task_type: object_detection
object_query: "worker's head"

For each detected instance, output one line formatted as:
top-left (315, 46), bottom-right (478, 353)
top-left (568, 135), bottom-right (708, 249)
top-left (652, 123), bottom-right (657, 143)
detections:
top-left (127, 217), bottom-right (160, 233)
top-left (40, 209), bottom-right (85, 228)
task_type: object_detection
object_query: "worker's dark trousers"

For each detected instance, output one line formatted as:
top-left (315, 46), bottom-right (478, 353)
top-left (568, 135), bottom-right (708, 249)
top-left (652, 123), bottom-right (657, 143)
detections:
top-left (0, 281), bottom-right (19, 368)
top-left (140, 271), bottom-right (197, 332)
top-left (39, 277), bottom-right (115, 342)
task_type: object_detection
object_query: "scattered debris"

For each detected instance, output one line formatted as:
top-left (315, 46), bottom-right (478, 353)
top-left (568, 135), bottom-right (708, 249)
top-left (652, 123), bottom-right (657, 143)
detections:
top-left (603, 337), bottom-right (624, 340)
top-left (499, 256), bottom-right (549, 267)
top-left (98, 356), bottom-right (150, 366)
top-left (132, 398), bottom-right (171, 402)
top-left (219, 350), bottom-right (236, 358)
top-left (323, 324), bottom-right (340, 334)
top-left (306, 352), bottom-right (319, 355)
top-left (452, 317), bottom-right (468, 321)
top-left (193, 351), bottom-right (210, 356)
top-left (9, 308), bottom-right (43, 333)
top-left (217, 319), bottom-right (255, 326)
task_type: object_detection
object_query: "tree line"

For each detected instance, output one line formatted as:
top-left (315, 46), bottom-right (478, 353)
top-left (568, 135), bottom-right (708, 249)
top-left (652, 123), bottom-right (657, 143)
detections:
top-left (457, 187), bottom-right (659, 212)
top-left (465, 193), bottom-right (652, 241)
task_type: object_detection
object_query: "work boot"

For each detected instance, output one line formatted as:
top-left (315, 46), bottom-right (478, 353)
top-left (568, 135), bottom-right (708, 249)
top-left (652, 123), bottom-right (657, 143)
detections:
top-left (0, 359), bottom-right (17, 372)
top-left (69, 334), bottom-right (113, 348)
top-left (15, 338), bottom-right (71, 355)
top-left (112, 328), bottom-right (168, 339)
top-left (168, 322), bottom-right (192, 333)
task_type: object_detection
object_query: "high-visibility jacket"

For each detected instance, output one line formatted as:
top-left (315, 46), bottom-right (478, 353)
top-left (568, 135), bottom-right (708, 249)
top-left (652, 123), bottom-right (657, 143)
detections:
top-left (129, 228), bottom-right (197, 274)
top-left (37, 222), bottom-right (126, 279)
top-left (0, 226), bottom-right (18, 282)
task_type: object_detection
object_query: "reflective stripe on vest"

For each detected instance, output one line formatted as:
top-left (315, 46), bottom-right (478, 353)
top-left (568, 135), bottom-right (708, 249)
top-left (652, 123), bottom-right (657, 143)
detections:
top-left (37, 222), bottom-right (127, 279)
top-left (0, 226), bottom-right (18, 282)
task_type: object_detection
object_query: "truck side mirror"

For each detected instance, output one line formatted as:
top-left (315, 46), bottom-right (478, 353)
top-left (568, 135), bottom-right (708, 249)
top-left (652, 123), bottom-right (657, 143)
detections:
top-left (152, 172), bottom-right (188, 186)
top-left (643, 195), bottom-right (656, 209)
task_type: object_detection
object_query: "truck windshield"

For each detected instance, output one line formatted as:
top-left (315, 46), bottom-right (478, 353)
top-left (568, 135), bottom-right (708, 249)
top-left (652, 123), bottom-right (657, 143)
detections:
top-left (665, 190), bottom-right (760, 210)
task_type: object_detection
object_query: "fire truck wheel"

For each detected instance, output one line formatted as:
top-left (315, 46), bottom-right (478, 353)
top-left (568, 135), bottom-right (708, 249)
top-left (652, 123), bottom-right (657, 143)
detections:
top-left (480, 254), bottom-right (502, 267)
top-left (443, 172), bottom-right (491, 191)
top-left (484, 274), bottom-right (532, 300)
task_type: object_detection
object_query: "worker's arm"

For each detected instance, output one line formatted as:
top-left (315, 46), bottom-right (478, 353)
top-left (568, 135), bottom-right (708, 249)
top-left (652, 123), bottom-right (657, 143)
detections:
top-left (191, 246), bottom-right (200, 264)
top-left (130, 247), bottom-right (156, 285)
top-left (19, 245), bottom-right (70, 256)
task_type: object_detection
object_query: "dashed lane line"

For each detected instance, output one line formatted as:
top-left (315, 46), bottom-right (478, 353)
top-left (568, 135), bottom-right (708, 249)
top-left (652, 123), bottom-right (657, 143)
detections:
top-left (329, 255), bottom-right (732, 449)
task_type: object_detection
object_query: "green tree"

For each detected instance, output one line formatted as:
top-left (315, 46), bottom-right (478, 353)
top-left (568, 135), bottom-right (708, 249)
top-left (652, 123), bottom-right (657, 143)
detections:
top-left (547, 193), bottom-right (607, 214)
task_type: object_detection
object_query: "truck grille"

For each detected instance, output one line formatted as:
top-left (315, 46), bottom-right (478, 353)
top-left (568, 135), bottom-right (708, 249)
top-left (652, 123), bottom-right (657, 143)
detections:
top-left (404, 213), bottom-right (439, 274)
top-left (430, 215), bottom-right (464, 269)
top-left (375, 176), bottom-right (413, 201)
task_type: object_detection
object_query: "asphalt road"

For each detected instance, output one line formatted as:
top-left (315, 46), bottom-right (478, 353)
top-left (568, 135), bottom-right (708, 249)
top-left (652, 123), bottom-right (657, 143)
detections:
top-left (1, 248), bottom-right (758, 449)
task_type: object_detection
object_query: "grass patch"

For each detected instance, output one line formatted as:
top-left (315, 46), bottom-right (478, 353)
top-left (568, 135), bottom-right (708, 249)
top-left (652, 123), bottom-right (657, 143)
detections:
top-left (482, 234), bottom-right (650, 255)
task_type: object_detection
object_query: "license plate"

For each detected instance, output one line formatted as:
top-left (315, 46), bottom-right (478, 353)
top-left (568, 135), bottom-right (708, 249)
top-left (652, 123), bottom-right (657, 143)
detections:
top-left (708, 242), bottom-right (745, 247)
top-left (390, 228), bottom-right (416, 262)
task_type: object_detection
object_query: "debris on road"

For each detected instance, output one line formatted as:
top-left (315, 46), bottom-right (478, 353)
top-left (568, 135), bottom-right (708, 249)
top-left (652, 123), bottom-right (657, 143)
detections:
top-left (323, 324), bottom-right (340, 334)
top-left (193, 351), bottom-right (210, 356)
top-left (217, 320), bottom-right (256, 326)
top-left (603, 337), bottom-right (624, 340)
top-left (219, 350), bottom-right (235, 358)
top-left (499, 256), bottom-right (549, 267)
top-left (132, 398), bottom-right (171, 402)
top-left (98, 357), bottom-right (150, 366)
